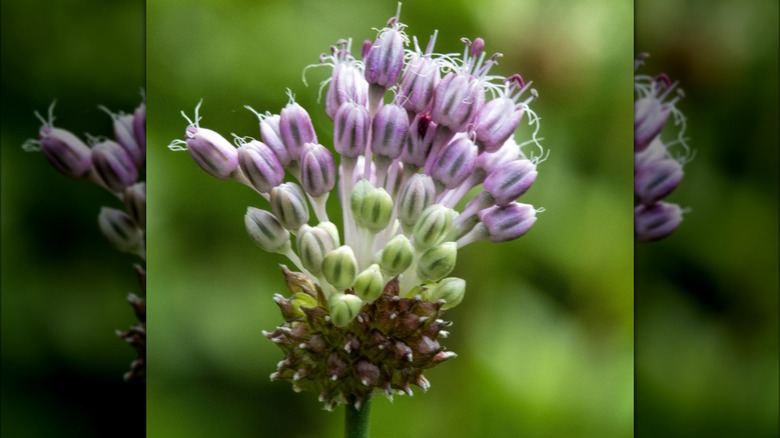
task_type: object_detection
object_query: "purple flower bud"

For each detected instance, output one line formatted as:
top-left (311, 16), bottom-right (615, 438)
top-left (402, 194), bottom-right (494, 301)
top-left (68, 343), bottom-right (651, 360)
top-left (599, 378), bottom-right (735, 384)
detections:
top-left (270, 182), bottom-right (310, 231)
top-left (479, 202), bottom-right (536, 242)
top-left (253, 112), bottom-right (292, 167)
top-left (279, 100), bottom-right (317, 159)
top-left (334, 102), bottom-right (369, 159)
top-left (635, 136), bottom-right (667, 170)
top-left (238, 140), bottom-right (285, 193)
top-left (124, 182), bottom-right (146, 230)
top-left (634, 75), bottom-right (681, 152)
top-left (300, 143), bottom-right (336, 197)
top-left (324, 42), bottom-right (369, 119)
top-left (483, 159), bottom-right (537, 206)
top-left (38, 125), bottom-right (93, 179)
top-left (429, 135), bottom-right (479, 190)
top-left (98, 207), bottom-right (143, 254)
top-left (245, 207), bottom-right (291, 253)
top-left (104, 107), bottom-right (144, 169)
top-left (92, 140), bottom-right (138, 193)
top-left (431, 72), bottom-right (485, 132)
top-left (635, 158), bottom-right (683, 206)
top-left (132, 102), bottom-right (146, 157)
top-left (370, 103), bottom-right (409, 160)
top-left (184, 126), bottom-right (239, 179)
top-left (635, 202), bottom-right (683, 242)
top-left (476, 136), bottom-right (520, 175)
top-left (474, 74), bottom-right (532, 153)
top-left (397, 173), bottom-right (436, 231)
top-left (363, 17), bottom-right (406, 89)
top-left (398, 49), bottom-right (440, 113)
top-left (402, 113), bottom-right (437, 168)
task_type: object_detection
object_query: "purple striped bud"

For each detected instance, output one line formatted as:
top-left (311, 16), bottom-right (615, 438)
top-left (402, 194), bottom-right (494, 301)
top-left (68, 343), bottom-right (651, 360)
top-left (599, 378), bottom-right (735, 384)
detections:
top-left (334, 102), bottom-right (369, 159)
top-left (92, 140), bottom-right (138, 193)
top-left (324, 41), bottom-right (369, 119)
top-left (297, 224), bottom-right (337, 275)
top-left (279, 100), bottom-right (317, 159)
top-left (398, 44), bottom-right (440, 113)
top-left (38, 125), bottom-right (93, 179)
top-left (417, 242), bottom-right (457, 282)
top-left (635, 202), bottom-right (683, 242)
top-left (132, 102), bottom-right (146, 157)
top-left (430, 135), bottom-right (479, 190)
top-left (363, 16), bottom-right (406, 89)
top-left (245, 207), bottom-right (291, 253)
top-left (256, 112), bottom-right (292, 167)
top-left (413, 204), bottom-right (456, 250)
top-left (238, 140), bottom-right (285, 193)
top-left (634, 136), bottom-right (666, 169)
top-left (123, 182), bottom-right (146, 230)
top-left (476, 137), bottom-right (520, 175)
top-left (300, 143), bottom-right (336, 197)
top-left (474, 74), bottom-right (532, 152)
top-left (431, 72), bottom-right (485, 132)
top-left (483, 159), bottom-right (537, 206)
top-left (478, 202), bottom-right (536, 242)
top-left (102, 106), bottom-right (144, 169)
top-left (635, 74), bottom-right (681, 152)
top-left (184, 126), bottom-right (239, 180)
top-left (635, 158), bottom-right (683, 206)
top-left (322, 245), bottom-right (359, 290)
top-left (397, 173), bottom-right (436, 231)
top-left (270, 182), bottom-right (310, 231)
top-left (98, 207), bottom-right (143, 254)
top-left (402, 113), bottom-right (437, 168)
top-left (370, 103), bottom-right (409, 160)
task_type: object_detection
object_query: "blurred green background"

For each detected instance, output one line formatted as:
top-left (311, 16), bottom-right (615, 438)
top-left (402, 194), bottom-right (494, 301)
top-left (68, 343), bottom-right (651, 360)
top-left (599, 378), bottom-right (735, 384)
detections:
top-left (147, 0), bottom-right (633, 437)
top-left (634, 0), bottom-right (779, 436)
top-left (1, 0), bottom-right (145, 436)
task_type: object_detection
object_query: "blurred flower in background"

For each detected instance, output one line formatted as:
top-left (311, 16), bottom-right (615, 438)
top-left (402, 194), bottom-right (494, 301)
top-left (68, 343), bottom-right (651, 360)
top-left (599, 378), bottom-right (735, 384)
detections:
top-left (1, 0), bottom-right (145, 436)
top-left (149, 0), bottom-right (633, 437)
top-left (635, 0), bottom-right (779, 436)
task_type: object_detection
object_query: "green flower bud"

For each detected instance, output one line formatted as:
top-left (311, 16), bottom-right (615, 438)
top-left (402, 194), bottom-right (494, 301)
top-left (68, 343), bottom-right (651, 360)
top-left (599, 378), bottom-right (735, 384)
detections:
top-left (424, 277), bottom-right (465, 310)
top-left (316, 221), bottom-right (341, 247)
top-left (352, 180), bottom-right (394, 233)
top-left (379, 234), bottom-right (414, 276)
top-left (322, 246), bottom-right (359, 290)
top-left (245, 207), bottom-right (291, 253)
top-left (412, 204), bottom-right (457, 250)
top-left (350, 179), bottom-right (373, 223)
top-left (417, 242), bottom-right (457, 282)
top-left (297, 225), bottom-right (337, 275)
top-left (353, 264), bottom-right (384, 302)
top-left (329, 293), bottom-right (363, 327)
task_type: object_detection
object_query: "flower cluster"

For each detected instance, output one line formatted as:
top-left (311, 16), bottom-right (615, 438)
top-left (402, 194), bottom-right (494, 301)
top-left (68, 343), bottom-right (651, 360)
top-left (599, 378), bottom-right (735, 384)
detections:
top-left (24, 97), bottom-right (147, 381)
top-left (634, 54), bottom-right (692, 242)
top-left (171, 6), bottom-right (543, 410)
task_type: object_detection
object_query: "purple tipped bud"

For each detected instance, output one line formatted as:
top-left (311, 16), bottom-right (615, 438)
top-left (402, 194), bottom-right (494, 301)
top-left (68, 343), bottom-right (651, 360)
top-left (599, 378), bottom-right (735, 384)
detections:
top-left (185, 126), bottom-right (239, 179)
top-left (123, 182), bottom-right (146, 230)
top-left (398, 53), bottom-right (440, 113)
top-left (326, 62), bottom-right (369, 120)
top-left (270, 182), bottom-right (310, 231)
top-left (430, 136), bottom-right (479, 190)
top-left (635, 202), bottom-right (683, 242)
top-left (402, 113), bottom-right (437, 168)
top-left (297, 224), bottom-right (337, 275)
top-left (635, 158), bottom-right (683, 206)
top-left (634, 136), bottom-right (666, 169)
top-left (258, 114), bottom-right (292, 167)
top-left (363, 25), bottom-right (406, 88)
top-left (476, 137), bottom-right (520, 175)
top-left (132, 102), bottom-right (146, 156)
top-left (245, 207), bottom-right (291, 253)
top-left (38, 126), bottom-right (92, 178)
top-left (300, 143), bottom-right (336, 197)
top-left (279, 101), bottom-right (317, 159)
top-left (413, 204), bottom-right (456, 250)
top-left (474, 97), bottom-right (523, 152)
top-left (370, 103), bottom-right (409, 160)
top-left (431, 72), bottom-right (485, 132)
top-left (334, 102), bottom-right (370, 159)
top-left (238, 140), bottom-right (284, 193)
top-left (417, 242), bottom-right (457, 282)
top-left (635, 96), bottom-right (671, 152)
top-left (98, 207), bottom-right (143, 254)
top-left (479, 202), bottom-right (536, 242)
top-left (397, 174), bottom-right (436, 231)
top-left (483, 159), bottom-right (537, 205)
top-left (92, 140), bottom-right (138, 193)
top-left (112, 111), bottom-right (144, 168)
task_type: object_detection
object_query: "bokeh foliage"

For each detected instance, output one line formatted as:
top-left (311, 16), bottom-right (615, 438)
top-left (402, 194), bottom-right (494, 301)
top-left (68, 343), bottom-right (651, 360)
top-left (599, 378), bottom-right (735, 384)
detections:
top-left (1, 0), bottom-right (145, 436)
top-left (635, 0), bottom-right (779, 436)
top-left (147, 0), bottom-right (633, 437)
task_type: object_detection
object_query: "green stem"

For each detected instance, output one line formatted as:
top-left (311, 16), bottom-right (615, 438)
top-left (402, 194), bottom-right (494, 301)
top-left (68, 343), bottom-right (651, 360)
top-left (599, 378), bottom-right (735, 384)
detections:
top-left (344, 397), bottom-right (371, 438)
